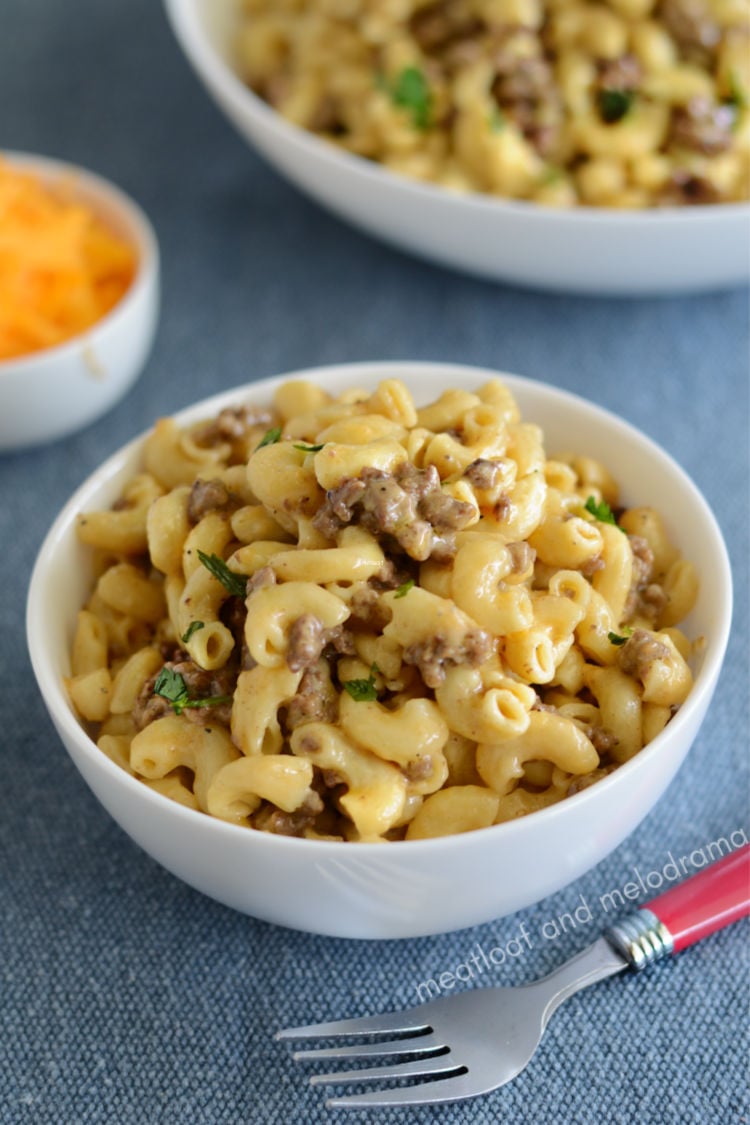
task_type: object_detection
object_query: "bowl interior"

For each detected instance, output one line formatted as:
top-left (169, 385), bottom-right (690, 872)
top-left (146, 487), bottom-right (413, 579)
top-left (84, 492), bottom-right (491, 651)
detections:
top-left (29, 360), bottom-right (731, 798)
top-left (25, 361), bottom-right (733, 933)
top-left (164, 0), bottom-right (750, 294)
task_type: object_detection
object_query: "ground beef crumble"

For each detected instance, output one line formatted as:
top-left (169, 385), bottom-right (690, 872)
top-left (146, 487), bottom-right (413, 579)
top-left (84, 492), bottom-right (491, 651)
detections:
top-left (134, 657), bottom-right (238, 729)
top-left (313, 462), bottom-right (475, 562)
top-left (194, 405), bottom-right (275, 446)
top-left (623, 535), bottom-right (668, 622)
top-left (670, 96), bottom-right (734, 155)
top-left (567, 764), bottom-right (618, 796)
top-left (491, 48), bottom-right (563, 158)
top-left (284, 660), bottom-right (339, 730)
top-left (348, 585), bottom-right (393, 632)
top-left (463, 458), bottom-right (503, 490)
top-left (660, 171), bottom-right (722, 205)
top-left (253, 791), bottom-right (325, 837)
top-left (403, 628), bottom-right (493, 688)
top-left (617, 628), bottom-right (671, 682)
top-left (187, 478), bottom-right (233, 524)
top-left (285, 615), bottom-right (355, 673)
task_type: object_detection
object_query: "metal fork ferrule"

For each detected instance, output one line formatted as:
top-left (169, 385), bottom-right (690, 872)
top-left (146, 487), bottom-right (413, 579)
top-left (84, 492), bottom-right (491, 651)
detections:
top-left (605, 909), bottom-right (675, 971)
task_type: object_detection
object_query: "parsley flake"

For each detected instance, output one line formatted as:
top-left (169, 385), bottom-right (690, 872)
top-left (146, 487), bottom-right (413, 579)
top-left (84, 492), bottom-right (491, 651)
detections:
top-left (197, 550), bottom-right (247, 598)
top-left (597, 88), bottom-right (634, 124)
top-left (584, 495), bottom-right (619, 527)
top-left (394, 578), bottom-right (415, 599)
top-left (541, 165), bottom-right (564, 186)
top-left (725, 71), bottom-right (747, 112)
top-left (608, 629), bottom-right (633, 646)
top-left (343, 664), bottom-right (380, 702)
top-left (489, 108), bottom-right (506, 132)
top-left (293, 442), bottom-right (325, 453)
top-left (181, 621), bottom-right (205, 644)
top-left (153, 667), bottom-right (189, 708)
top-left (255, 426), bottom-right (282, 450)
top-left (153, 667), bottom-right (233, 716)
top-left (391, 66), bottom-right (433, 131)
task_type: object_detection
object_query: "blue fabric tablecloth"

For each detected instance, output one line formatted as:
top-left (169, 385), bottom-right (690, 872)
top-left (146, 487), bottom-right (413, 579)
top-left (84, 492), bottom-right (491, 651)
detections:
top-left (1, 3), bottom-right (748, 1122)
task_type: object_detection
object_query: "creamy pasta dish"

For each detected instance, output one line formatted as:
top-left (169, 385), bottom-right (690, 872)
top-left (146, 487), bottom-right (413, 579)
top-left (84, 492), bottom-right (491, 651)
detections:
top-left (67, 377), bottom-right (698, 841)
top-left (237, 0), bottom-right (749, 207)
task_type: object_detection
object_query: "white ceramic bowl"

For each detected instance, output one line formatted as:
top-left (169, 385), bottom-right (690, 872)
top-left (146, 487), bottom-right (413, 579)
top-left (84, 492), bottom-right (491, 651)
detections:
top-left (164, 0), bottom-right (750, 296)
top-left (0, 152), bottom-right (159, 452)
top-left (27, 362), bottom-right (731, 938)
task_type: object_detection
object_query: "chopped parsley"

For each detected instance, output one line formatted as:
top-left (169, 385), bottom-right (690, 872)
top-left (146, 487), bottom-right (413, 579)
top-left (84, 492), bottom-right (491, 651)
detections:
top-left (584, 495), bottom-right (619, 527)
top-left (489, 108), bottom-right (506, 132)
top-left (541, 165), bottom-right (564, 186)
top-left (597, 88), bottom-right (634, 124)
top-left (343, 664), bottom-right (380, 702)
top-left (394, 578), bottom-right (415, 599)
top-left (197, 550), bottom-right (247, 598)
top-left (255, 426), bottom-right (282, 450)
top-left (153, 667), bottom-right (232, 715)
top-left (390, 66), bottom-right (433, 131)
top-left (608, 629), bottom-right (633, 646)
top-left (725, 71), bottom-right (747, 111)
top-left (181, 620), bottom-right (205, 644)
top-left (293, 442), bottom-right (325, 453)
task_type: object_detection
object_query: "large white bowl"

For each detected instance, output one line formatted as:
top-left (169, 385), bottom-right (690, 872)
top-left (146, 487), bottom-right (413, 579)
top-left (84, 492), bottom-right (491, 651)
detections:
top-left (0, 152), bottom-right (159, 452)
top-left (164, 0), bottom-right (750, 296)
top-left (26, 362), bottom-right (732, 938)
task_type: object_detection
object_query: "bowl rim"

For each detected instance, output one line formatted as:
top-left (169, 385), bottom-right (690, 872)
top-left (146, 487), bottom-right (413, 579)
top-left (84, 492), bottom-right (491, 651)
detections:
top-left (0, 149), bottom-right (160, 376)
top-left (26, 359), bottom-right (734, 856)
top-left (164, 0), bottom-right (750, 228)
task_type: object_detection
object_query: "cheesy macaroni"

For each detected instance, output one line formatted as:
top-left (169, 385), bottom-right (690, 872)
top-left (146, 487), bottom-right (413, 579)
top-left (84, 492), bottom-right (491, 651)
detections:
top-left (68, 377), bottom-right (698, 841)
top-left (236, 0), bottom-right (750, 207)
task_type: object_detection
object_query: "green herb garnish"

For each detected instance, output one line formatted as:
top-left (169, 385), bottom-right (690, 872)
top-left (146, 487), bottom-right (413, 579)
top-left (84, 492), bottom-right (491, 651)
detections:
top-left (608, 629), bottom-right (633, 646)
top-left (153, 666), bottom-right (190, 710)
top-left (725, 70), bottom-right (747, 112)
top-left (394, 578), bottom-right (415, 599)
top-left (597, 88), bottom-right (634, 124)
top-left (255, 426), bottom-right (282, 450)
top-left (541, 165), bottom-right (564, 186)
top-left (343, 664), bottom-right (380, 702)
top-left (723, 71), bottom-right (747, 128)
top-left (489, 108), bottom-right (506, 132)
top-left (584, 495), bottom-right (619, 527)
top-left (197, 550), bottom-right (247, 598)
top-left (153, 667), bottom-right (232, 715)
top-left (181, 621), bottom-right (205, 644)
top-left (391, 66), bottom-right (433, 131)
top-left (293, 442), bottom-right (325, 453)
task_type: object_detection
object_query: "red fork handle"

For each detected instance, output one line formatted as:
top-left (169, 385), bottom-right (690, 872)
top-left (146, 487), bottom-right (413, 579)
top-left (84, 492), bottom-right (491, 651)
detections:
top-left (645, 843), bottom-right (750, 953)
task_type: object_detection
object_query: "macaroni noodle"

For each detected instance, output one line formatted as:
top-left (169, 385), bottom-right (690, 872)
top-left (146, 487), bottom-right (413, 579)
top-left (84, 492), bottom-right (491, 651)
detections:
top-left (236, 0), bottom-right (749, 208)
top-left (67, 376), bottom-right (699, 841)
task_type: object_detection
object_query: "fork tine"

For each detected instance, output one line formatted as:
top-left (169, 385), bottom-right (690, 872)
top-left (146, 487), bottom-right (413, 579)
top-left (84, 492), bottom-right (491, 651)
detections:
top-left (276, 1007), bottom-right (430, 1041)
top-left (293, 1032), bottom-right (444, 1062)
top-left (324, 1070), bottom-right (477, 1109)
top-left (310, 1051), bottom-right (461, 1087)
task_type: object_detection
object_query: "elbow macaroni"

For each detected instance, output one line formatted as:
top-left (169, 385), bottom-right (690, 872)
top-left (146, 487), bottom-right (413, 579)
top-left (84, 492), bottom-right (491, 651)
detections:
top-left (235, 1), bottom-right (749, 208)
top-left (67, 376), bottom-right (699, 841)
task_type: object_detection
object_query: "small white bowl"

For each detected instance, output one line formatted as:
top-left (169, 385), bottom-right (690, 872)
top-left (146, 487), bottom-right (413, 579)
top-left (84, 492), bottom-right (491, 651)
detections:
top-left (164, 0), bottom-right (750, 295)
top-left (26, 362), bottom-right (732, 938)
top-left (0, 152), bottom-right (159, 452)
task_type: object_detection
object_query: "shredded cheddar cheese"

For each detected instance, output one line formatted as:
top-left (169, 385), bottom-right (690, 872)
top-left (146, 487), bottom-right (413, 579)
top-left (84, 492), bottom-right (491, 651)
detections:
top-left (0, 158), bottom-right (137, 361)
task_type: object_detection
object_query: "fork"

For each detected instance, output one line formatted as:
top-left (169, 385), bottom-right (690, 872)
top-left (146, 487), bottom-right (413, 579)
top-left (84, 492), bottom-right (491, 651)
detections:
top-left (277, 843), bottom-right (750, 1109)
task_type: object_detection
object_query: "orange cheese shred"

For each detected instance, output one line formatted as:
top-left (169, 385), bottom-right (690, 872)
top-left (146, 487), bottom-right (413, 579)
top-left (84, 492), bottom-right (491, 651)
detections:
top-left (0, 158), bottom-right (137, 361)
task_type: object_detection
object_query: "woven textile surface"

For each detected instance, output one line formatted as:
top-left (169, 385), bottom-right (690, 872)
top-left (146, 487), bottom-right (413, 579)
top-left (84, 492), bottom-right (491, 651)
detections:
top-left (1, 2), bottom-right (748, 1122)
